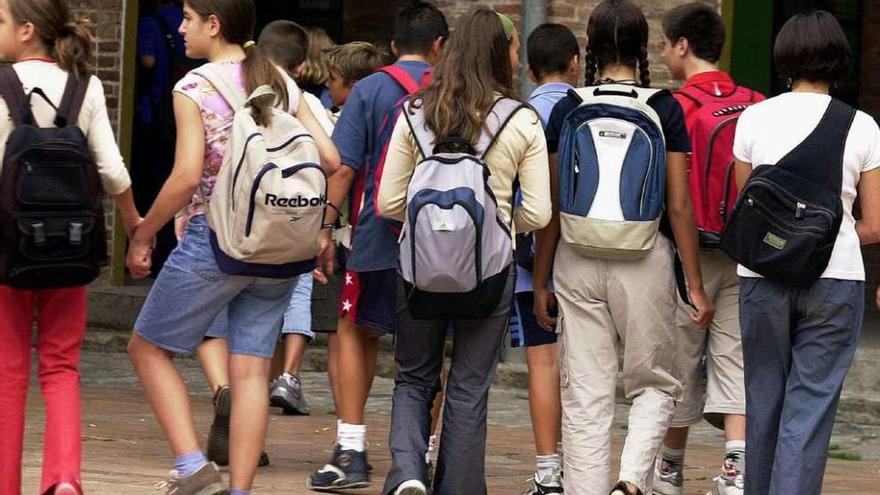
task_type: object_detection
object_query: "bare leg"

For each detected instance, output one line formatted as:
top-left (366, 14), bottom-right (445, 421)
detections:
top-left (227, 354), bottom-right (271, 491)
top-left (724, 414), bottom-right (746, 442)
top-left (128, 333), bottom-right (201, 456)
top-left (526, 343), bottom-right (562, 454)
top-left (196, 337), bottom-right (229, 393)
top-left (282, 334), bottom-right (309, 375)
top-left (663, 426), bottom-right (689, 450)
top-left (335, 318), bottom-right (379, 424)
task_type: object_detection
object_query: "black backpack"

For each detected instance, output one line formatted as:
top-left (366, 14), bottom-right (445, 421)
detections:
top-left (0, 67), bottom-right (107, 289)
top-left (719, 98), bottom-right (855, 288)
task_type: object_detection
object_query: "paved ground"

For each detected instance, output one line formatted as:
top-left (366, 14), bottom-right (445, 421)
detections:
top-left (19, 349), bottom-right (880, 494)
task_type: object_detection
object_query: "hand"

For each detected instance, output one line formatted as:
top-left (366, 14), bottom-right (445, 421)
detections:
top-left (687, 286), bottom-right (715, 330)
top-left (126, 231), bottom-right (155, 279)
top-left (314, 229), bottom-right (336, 283)
top-left (875, 285), bottom-right (880, 309)
top-left (533, 287), bottom-right (558, 330)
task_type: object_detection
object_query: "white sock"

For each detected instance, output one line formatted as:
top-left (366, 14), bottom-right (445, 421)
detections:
top-left (660, 445), bottom-right (685, 472)
top-left (557, 441), bottom-right (564, 468)
top-left (337, 422), bottom-right (366, 452)
top-left (425, 434), bottom-right (437, 464)
top-left (724, 440), bottom-right (746, 474)
top-left (535, 453), bottom-right (562, 485)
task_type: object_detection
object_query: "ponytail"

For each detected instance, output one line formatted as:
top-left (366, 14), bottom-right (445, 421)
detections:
top-left (242, 42), bottom-right (290, 128)
top-left (55, 19), bottom-right (94, 78)
top-left (8, 0), bottom-right (94, 78)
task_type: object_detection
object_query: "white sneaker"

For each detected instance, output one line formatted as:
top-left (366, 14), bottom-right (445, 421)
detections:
top-left (652, 457), bottom-right (683, 495)
top-left (395, 479), bottom-right (427, 495)
top-left (706, 473), bottom-right (744, 495)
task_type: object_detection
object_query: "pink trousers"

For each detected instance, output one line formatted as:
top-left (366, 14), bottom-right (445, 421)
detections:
top-left (0, 285), bottom-right (86, 495)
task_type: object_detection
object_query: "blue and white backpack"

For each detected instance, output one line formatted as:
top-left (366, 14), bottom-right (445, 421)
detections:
top-left (398, 97), bottom-right (525, 319)
top-left (557, 84), bottom-right (667, 259)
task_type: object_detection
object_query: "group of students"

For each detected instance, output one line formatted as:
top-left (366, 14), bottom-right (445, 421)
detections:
top-left (0, 1), bottom-right (878, 495)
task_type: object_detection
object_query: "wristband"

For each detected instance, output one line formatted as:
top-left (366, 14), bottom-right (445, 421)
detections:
top-left (321, 223), bottom-right (335, 230)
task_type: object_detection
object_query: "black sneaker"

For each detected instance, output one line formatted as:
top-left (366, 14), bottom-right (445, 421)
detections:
top-left (307, 446), bottom-right (370, 491)
top-left (206, 385), bottom-right (271, 468)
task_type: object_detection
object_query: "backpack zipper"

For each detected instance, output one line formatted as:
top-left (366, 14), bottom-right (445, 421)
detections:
top-left (702, 116), bottom-right (740, 210)
top-left (744, 193), bottom-right (826, 236)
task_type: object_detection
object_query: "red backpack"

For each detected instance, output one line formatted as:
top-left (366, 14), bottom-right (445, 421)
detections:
top-left (676, 85), bottom-right (761, 248)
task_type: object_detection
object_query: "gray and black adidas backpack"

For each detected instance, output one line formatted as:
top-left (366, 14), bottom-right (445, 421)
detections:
top-left (398, 97), bottom-right (525, 320)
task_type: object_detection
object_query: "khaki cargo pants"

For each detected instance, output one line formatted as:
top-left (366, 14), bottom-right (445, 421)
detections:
top-left (555, 238), bottom-right (681, 495)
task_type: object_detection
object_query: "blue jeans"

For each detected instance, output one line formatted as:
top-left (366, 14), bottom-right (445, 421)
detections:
top-left (739, 277), bottom-right (863, 495)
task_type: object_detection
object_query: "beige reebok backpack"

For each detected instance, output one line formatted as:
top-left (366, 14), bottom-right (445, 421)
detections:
top-left (193, 65), bottom-right (327, 278)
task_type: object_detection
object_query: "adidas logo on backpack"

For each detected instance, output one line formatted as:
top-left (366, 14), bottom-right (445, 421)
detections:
top-left (193, 65), bottom-right (326, 278)
top-left (557, 84), bottom-right (667, 259)
top-left (397, 97), bottom-right (524, 319)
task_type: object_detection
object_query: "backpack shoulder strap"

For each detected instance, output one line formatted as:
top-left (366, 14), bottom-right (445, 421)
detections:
top-left (56, 73), bottom-right (90, 127)
top-left (401, 98), bottom-right (434, 160)
top-left (192, 64), bottom-right (246, 110)
top-left (0, 66), bottom-right (32, 126)
top-left (476, 97), bottom-right (527, 159)
top-left (674, 86), bottom-right (703, 108)
top-left (777, 98), bottom-right (855, 191)
top-left (379, 65), bottom-right (420, 95)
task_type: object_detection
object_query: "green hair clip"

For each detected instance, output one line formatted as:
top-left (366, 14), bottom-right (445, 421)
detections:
top-left (496, 12), bottom-right (515, 41)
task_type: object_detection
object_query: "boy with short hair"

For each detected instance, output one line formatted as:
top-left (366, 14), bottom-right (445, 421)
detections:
top-left (256, 20), bottom-right (335, 417)
top-left (656, 4), bottom-right (763, 495)
top-left (517, 22), bottom-right (580, 495)
top-left (326, 42), bottom-right (390, 110)
top-left (308, 3), bottom-right (448, 490)
top-left (259, 20), bottom-right (334, 135)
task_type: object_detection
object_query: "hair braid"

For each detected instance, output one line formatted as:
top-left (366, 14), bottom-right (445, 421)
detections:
top-left (584, 49), bottom-right (599, 86)
top-left (637, 47), bottom-right (651, 87)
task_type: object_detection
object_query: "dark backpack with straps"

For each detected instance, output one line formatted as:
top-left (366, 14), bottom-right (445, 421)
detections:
top-left (0, 67), bottom-right (107, 289)
top-left (720, 98), bottom-right (855, 288)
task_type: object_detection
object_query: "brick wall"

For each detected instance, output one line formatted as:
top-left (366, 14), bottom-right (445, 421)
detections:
top-left (69, 0), bottom-right (126, 256)
top-left (433, 0), bottom-right (720, 91)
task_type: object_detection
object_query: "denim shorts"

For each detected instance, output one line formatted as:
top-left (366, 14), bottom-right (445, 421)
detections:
top-left (206, 273), bottom-right (314, 341)
top-left (134, 215), bottom-right (295, 358)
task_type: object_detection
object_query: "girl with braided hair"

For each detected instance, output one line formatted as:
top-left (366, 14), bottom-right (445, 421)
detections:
top-left (533, 1), bottom-right (712, 494)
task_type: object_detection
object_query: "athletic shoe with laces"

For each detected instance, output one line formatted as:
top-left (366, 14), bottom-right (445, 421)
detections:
top-left (206, 385), bottom-right (271, 468)
top-left (307, 445), bottom-right (370, 491)
top-left (394, 479), bottom-right (428, 495)
top-left (652, 456), bottom-right (683, 495)
top-left (706, 453), bottom-right (744, 495)
top-left (153, 462), bottom-right (227, 495)
top-left (270, 372), bottom-right (311, 415)
top-left (520, 473), bottom-right (564, 495)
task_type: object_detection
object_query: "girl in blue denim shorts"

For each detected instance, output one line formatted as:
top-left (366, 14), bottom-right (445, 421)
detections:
top-left (124, 1), bottom-right (339, 493)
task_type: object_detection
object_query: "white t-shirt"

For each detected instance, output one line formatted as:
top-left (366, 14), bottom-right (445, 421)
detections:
top-left (302, 91), bottom-right (334, 136)
top-left (733, 92), bottom-right (880, 281)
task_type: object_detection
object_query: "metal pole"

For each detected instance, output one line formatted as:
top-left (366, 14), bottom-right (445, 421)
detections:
top-left (519, 0), bottom-right (548, 98)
